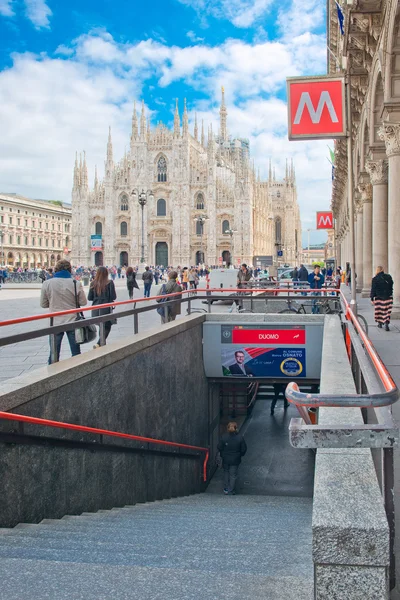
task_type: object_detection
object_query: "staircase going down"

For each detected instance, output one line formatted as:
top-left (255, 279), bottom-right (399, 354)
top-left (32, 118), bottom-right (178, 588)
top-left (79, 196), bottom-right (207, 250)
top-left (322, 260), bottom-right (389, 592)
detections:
top-left (0, 493), bottom-right (313, 600)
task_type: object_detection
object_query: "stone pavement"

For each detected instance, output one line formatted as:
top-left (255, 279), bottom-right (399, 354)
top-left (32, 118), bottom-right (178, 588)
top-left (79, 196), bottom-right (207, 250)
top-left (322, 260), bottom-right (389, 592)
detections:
top-left (0, 278), bottom-right (224, 384)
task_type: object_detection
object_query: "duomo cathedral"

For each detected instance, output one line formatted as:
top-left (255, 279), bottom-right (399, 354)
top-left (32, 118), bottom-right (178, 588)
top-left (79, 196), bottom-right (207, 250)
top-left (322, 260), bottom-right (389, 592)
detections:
top-left (71, 90), bottom-right (302, 267)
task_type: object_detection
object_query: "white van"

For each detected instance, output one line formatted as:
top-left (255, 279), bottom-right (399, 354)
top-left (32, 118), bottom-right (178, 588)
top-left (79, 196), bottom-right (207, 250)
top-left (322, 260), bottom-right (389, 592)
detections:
top-left (207, 268), bottom-right (239, 301)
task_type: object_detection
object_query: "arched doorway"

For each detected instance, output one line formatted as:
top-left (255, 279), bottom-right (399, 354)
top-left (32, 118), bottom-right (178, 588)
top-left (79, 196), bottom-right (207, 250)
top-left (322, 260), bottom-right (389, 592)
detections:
top-left (120, 251), bottom-right (128, 266)
top-left (7, 252), bottom-right (13, 266)
top-left (195, 251), bottom-right (204, 265)
top-left (95, 252), bottom-right (103, 267)
top-left (50, 254), bottom-right (55, 266)
top-left (222, 250), bottom-right (231, 266)
top-left (155, 242), bottom-right (168, 266)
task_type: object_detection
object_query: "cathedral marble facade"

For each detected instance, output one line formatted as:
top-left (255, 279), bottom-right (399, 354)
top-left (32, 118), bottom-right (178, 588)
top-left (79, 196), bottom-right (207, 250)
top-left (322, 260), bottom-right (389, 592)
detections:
top-left (71, 91), bottom-right (301, 267)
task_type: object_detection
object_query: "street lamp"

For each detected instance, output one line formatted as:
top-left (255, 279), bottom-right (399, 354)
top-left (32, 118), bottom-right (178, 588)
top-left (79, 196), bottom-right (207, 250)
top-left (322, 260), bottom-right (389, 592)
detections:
top-left (132, 188), bottom-right (154, 263)
top-left (0, 227), bottom-right (8, 266)
top-left (194, 214), bottom-right (208, 265)
top-left (224, 228), bottom-right (237, 267)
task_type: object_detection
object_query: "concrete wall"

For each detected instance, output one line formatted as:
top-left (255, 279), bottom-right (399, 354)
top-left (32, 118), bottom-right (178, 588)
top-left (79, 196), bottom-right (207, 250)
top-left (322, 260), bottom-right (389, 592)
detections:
top-left (313, 316), bottom-right (390, 599)
top-left (0, 315), bottom-right (211, 528)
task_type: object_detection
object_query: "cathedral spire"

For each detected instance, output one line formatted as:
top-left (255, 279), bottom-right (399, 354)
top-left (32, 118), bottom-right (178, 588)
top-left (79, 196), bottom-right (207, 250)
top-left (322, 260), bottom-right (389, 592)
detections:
top-left (73, 152), bottom-right (79, 189)
top-left (174, 98), bottom-right (180, 138)
top-left (107, 127), bottom-right (113, 164)
top-left (273, 166), bottom-right (276, 182)
top-left (82, 151), bottom-right (88, 189)
top-left (182, 98), bottom-right (188, 137)
top-left (131, 100), bottom-right (138, 141)
top-left (79, 152), bottom-right (83, 185)
top-left (147, 113), bottom-right (151, 140)
top-left (194, 112), bottom-right (198, 141)
top-left (269, 158), bottom-right (272, 181)
top-left (207, 124), bottom-right (214, 160)
top-left (291, 158), bottom-right (295, 182)
top-left (140, 100), bottom-right (146, 139)
top-left (285, 159), bottom-right (288, 182)
top-left (219, 86), bottom-right (227, 142)
top-left (201, 119), bottom-right (205, 147)
top-left (94, 165), bottom-right (98, 193)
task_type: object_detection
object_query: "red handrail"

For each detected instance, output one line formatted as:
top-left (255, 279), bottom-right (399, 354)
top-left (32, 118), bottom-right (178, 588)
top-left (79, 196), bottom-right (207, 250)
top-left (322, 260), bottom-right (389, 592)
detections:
top-left (0, 410), bottom-right (209, 482)
top-left (0, 287), bottom-right (340, 328)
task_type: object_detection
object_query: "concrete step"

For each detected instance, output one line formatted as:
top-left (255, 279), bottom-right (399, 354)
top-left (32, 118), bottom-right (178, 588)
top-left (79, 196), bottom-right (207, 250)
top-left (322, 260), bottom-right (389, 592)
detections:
top-left (0, 558), bottom-right (313, 600)
top-left (0, 545), bottom-right (311, 577)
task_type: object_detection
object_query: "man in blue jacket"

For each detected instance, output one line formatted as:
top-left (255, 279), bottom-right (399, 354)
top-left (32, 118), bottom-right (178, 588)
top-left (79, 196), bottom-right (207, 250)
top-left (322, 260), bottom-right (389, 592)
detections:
top-left (308, 265), bottom-right (325, 314)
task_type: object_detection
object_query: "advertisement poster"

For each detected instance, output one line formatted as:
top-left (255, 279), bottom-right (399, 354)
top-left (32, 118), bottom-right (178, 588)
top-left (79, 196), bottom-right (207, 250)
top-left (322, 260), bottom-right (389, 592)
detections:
top-left (221, 347), bottom-right (306, 378)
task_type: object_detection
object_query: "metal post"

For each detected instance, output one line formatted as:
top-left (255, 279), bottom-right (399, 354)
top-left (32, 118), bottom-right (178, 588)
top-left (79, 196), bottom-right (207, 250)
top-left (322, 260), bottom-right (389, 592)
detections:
top-left (200, 222), bottom-right (203, 265)
top-left (49, 317), bottom-right (58, 364)
top-left (134, 312), bottom-right (139, 334)
top-left (99, 322), bottom-right (106, 346)
top-left (141, 203), bottom-right (145, 263)
top-left (346, 74), bottom-right (357, 315)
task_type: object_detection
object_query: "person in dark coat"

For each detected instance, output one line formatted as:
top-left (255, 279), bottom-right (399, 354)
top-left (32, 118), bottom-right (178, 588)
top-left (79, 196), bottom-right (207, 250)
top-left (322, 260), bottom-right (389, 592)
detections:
top-left (88, 266), bottom-right (117, 348)
top-left (126, 266), bottom-right (139, 300)
top-left (217, 422), bottom-right (247, 495)
top-left (270, 383), bottom-right (289, 415)
top-left (370, 266), bottom-right (394, 331)
top-left (298, 264), bottom-right (309, 296)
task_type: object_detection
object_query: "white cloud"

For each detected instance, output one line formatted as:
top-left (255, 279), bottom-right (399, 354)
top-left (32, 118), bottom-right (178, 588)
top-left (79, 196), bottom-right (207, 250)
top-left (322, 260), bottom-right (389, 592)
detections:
top-left (278, 0), bottom-right (324, 39)
top-left (0, 0), bottom-right (14, 17)
top-left (0, 27), bottom-right (329, 243)
top-left (24, 0), bottom-right (52, 28)
top-left (186, 30), bottom-right (204, 43)
top-left (177, 0), bottom-right (273, 28)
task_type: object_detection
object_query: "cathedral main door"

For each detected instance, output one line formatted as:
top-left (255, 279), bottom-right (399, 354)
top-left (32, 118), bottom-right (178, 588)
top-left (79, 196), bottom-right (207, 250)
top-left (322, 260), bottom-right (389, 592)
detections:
top-left (120, 251), bottom-right (128, 266)
top-left (155, 242), bottom-right (168, 266)
top-left (95, 252), bottom-right (103, 267)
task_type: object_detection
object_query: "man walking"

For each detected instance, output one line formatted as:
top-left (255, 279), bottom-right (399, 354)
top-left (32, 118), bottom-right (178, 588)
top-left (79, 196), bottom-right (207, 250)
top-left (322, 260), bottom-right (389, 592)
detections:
top-left (40, 260), bottom-right (87, 363)
top-left (308, 265), bottom-right (325, 313)
top-left (298, 264), bottom-right (309, 296)
top-left (142, 266), bottom-right (153, 298)
top-left (218, 422), bottom-right (247, 495)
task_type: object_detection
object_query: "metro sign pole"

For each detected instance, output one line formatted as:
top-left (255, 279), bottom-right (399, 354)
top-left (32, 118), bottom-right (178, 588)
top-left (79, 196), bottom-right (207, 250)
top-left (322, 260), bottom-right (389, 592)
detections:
top-left (287, 75), bottom-right (357, 313)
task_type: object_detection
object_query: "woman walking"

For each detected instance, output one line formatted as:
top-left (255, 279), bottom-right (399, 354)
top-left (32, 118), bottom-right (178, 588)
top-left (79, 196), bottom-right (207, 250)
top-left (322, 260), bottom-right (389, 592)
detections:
top-left (371, 266), bottom-right (394, 331)
top-left (88, 266), bottom-right (117, 347)
top-left (126, 266), bottom-right (139, 300)
top-left (156, 271), bottom-right (182, 324)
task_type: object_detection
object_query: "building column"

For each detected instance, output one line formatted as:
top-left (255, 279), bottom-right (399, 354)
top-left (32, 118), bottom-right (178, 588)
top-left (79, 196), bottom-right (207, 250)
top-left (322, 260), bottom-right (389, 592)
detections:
top-left (355, 208), bottom-right (363, 292)
top-left (365, 159), bottom-right (388, 272)
top-left (359, 183), bottom-right (373, 296)
top-left (379, 122), bottom-right (400, 314)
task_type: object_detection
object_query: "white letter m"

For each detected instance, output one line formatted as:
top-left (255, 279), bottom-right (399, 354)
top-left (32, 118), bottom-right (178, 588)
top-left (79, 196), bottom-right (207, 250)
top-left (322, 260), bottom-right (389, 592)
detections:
top-left (294, 91), bottom-right (339, 125)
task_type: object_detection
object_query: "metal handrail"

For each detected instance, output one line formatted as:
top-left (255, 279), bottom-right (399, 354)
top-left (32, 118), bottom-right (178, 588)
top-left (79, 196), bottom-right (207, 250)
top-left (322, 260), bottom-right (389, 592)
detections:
top-left (0, 410), bottom-right (209, 482)
top-left (285, 291), bottom-right (398, 416)
top-left (0, 287), bottom-right (340, 328)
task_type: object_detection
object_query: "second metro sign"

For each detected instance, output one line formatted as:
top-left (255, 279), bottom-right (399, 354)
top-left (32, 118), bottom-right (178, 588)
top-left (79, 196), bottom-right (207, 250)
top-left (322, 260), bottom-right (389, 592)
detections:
top-left (287, 76), bottom-right (346, 140)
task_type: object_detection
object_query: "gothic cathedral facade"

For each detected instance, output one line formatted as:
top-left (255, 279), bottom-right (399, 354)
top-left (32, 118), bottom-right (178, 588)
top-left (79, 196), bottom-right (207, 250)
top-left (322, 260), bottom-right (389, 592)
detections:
top-left (71, 90), bottom-right (302, 267)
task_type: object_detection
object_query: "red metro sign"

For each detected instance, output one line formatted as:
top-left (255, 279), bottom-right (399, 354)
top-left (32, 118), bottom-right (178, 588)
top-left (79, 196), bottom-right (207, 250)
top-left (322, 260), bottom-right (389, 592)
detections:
top-left (287, 76), bottom-right (346, 140)
top-left (316, 211), bottom-right (334, 230)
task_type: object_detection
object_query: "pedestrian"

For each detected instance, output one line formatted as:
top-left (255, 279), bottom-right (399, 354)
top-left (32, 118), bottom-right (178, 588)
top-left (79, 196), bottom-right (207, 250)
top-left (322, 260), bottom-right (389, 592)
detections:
top-left (126, 266), bottom-right (139, 299)
top-left (156, 270), bottom-right (182, 324)
top-left (40, 260), bottom-right (87, 363)
top-left (154, 267), bottom-right (160, 285)
top-left (142, 266), bottom-right (153, 298)
top-left (117, 266), bottom-right (121, 279)
top-left (217, 421), bottom-right (247, 495)
top-left (308, 265), bottom-right (325, 313)
top-left (182, 267), bottom-right (189, 290)
top-left (298, 263), bottom-right (309, 296)
top-left (88, 266), bottom-right (117, 348)
top-left (270, 383), bottom-right (289, 415)
top-left (371, 266), bottom-right (394, 331)
top-left (237, 264), bottom-right (251, 289)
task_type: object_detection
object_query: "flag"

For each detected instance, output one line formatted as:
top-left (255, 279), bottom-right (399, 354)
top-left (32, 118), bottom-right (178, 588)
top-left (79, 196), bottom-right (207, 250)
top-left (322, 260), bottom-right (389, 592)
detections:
top-left (328, 146), bottom-right (335, 166)
top-left (335, 1), bottom-right (344, 35)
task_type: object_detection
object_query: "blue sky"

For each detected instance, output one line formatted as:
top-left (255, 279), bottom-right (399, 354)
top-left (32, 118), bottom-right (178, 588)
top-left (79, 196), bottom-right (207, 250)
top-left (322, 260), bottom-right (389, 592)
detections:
top-left (0, 0), bottom-right (330, 244)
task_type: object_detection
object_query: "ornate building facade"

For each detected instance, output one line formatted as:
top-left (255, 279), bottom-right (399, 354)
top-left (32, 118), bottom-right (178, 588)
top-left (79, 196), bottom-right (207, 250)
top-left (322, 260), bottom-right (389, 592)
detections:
top-left (328, 0), bottom-right (400, 311)
top-left (0, 193), bottom-right (71, 268)
top-left (71, 91), bottom-right (302, 267)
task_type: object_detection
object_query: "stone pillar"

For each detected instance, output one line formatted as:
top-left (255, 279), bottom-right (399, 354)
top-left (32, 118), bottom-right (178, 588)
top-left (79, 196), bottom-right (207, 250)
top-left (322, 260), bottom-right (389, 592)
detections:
top-left (359, 183), bottom-right (373, 297)
top-left (379, 122), bottom-right (400, 314)
top-left (365, 159), bottom-right (388, 272)
top-left (355, 208), bottom-right (363, 292)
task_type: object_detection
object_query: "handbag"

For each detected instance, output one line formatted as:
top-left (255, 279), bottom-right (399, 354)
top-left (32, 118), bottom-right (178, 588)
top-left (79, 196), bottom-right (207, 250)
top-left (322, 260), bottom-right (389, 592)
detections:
top-left (73, 280), bottom-right (97, 344)
top-left (156, 284), bottom-right (170, 316)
